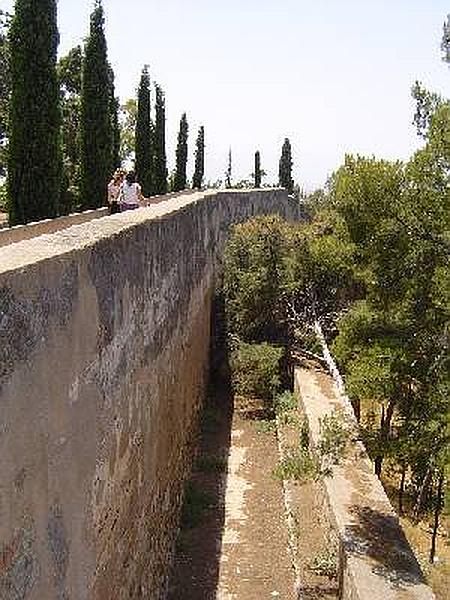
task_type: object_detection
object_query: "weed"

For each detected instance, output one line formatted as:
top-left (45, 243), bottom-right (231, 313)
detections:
top-left (255, 419), bottom-right (276, 433)
top-left (274, 390), bottom-right (297, 414)
top-left (279, 411), bottom-right (299, 427)
top-left (273, 448), bottom-right (320, 482)
top-left (180, 483), bottom-right (215, 528)
top-left (318, 409), bottom-right (353, 473)
top-left (196, 454), bottom-right (227, 474)
top-left (309, 547), bottom-right (338, 578)
top-left (299, 420), bottom-right (310, 449)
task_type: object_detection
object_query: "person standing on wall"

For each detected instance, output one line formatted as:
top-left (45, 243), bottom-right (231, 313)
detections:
top-left (119, 170), bottom-right (147, 211)
top-left (107, 169), bottom-right (125, 214)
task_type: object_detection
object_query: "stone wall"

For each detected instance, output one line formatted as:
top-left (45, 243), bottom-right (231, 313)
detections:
top-left (294, 363), bottom-right (435, 600)
top-left (0, 189), bottom-right (298, 599)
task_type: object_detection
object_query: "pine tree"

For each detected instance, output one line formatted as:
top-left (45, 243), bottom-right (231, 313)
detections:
top-left (80, 1), bottom-right (112, 210)
top-left (7, 0), bottom-right (61, 225)
top-left (192, 126), bottom-right (205, 189)
top-left (278, 138), bottom-right (294, 193)
top-left (153, 84), bottom-right (167, 194)
top-left (225, 148), bottom-right (232, 188)
top-left (135, 65), bottom-right (152, 197)
top-left (254, 151), bottom-right (261, 188)
top-left (174, 113), bottom-right (188, 191)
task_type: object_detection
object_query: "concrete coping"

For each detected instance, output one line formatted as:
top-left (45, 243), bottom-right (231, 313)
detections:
top-left (294, 362), bottom-right (436, 599)
top-left (0, 188), bottom-right (292, 276)
top-left (0, 189), bottom-right (206, 248)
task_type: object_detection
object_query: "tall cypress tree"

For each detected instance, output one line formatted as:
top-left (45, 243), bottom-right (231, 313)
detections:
top-left (108, 65), bottom-right (120, 174)
top-left (192, 126), bottom-right (205, 189)
top-left (153, 84), bottom-right (167, 194)
top-left (135, 65), bottom-right (152, 196)
top-left (174, 113), bottom-right (188, 191)
top-left (7, 0), bottom-right (61, 225)
top-left (278, 137), bottom-right (294, 193)
top-left (254, 150), bottom-right (261, 188)
top-left (80, 1), bottom-right (112, 210)
top-left (225, 148), bottom-right (232, 188)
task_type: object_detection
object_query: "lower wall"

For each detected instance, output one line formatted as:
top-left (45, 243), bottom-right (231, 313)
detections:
top-left (0, 189), bottom-right (298, 599)
top-left (294, 364), bottom-right (435, 600)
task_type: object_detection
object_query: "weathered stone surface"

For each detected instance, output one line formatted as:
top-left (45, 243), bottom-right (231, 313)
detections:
top-left (0, 189), bottom-right (298, 599)
top-left (294, 365), bottom-right (436, 600)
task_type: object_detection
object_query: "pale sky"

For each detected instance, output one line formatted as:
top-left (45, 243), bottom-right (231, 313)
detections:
top-left (3, 0), bottom-right (450, 189)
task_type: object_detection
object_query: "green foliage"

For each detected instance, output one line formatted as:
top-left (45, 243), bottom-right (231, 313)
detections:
top-left (223, 215), bottom-right (293, 343)
top-left (174, 112), bottom-right (188, 191)
top-left (254, 150), bottom-right (261, 188)
top-left (7, 0), bottom-right (61, 224)
top-left (274, 390), bottom-right (297, 414)
top-left (58, 45), bottom-right (83, 213)
top-left (80, 1), bottom-right (112, 210)
top-left (309, 547), bottom-right (338, 578)
top-left (0, 10), bottom-right (11, 177)
top-left (119, 98), bottom-right (137, 163)
top-left (411, 82), bottom-right (443, 139)
top-left (153, 84), bottom-right (167, 194)
top-left (273, 447), bottom-right (320, 482)
top-left (135, 65), bottom-right (153, 196)
top-left (318, 409), bottom-right (353, 473)
top-left (192, 125), bottom-right (205, 189)
top-left (108, 68), bottom-right (120, 173)
top-left (278, 137), bottom-right (294, 193)
top-left (0, 179), bottom-right (8, 213)
top-left (255, 419), bottom-right (277, 433)
top-left (230, 340), bottom-right (283, 405)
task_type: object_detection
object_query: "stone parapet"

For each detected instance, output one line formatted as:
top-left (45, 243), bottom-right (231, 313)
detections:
top-left (0, 189), bottom-right (298, 599)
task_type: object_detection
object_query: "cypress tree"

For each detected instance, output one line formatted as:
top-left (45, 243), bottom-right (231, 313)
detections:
top-left (174, 113), bottom-right (188, 191)
top-left (80, 1), bottom-right (112, 210)
top-left (192, 126), bottom-right (205, 189)
top-left (225, 148), bottom-right (232, 188)
top-left (153, 84), bottom-right (167, 194)
top-left (278, 137), bottom-right (294, 193)
top-left (254, 151), bottom-right (261, 188)
top-left (108, 66), bottom-right (121, 173)
top-left (7, 0), bottom-right (61, 225)
top-left (135, 65), bottom-right (152, 196)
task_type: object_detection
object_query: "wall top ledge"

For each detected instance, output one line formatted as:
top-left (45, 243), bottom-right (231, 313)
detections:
top-left (0, 189), bottom-right (290, 277)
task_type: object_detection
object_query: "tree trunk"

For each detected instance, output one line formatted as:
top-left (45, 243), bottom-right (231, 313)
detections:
top-left (398, 464), bottom-right (406, 516)
top-left (374, 400), bottom-right (395, 478)
top-left (429, 472), bottom-right (444, 564)
top-left (413, 466), bottom-right (433, 522)
top-left (352, 398), bottom-right (361, 423)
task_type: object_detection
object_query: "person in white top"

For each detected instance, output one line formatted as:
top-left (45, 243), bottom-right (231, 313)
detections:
top-left (119, 170), bottom-right (146, 211)
top-left (107, 168), bottom-right (125, 214)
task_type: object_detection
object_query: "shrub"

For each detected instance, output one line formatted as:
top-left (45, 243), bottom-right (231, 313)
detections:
top-left (230, 340), bottom-right (283, 406)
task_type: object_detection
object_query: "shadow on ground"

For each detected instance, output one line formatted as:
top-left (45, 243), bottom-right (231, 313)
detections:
top-left (345, 505), bottom-right (427, 588)
top-left (167, 374), bottom-right (233, 600)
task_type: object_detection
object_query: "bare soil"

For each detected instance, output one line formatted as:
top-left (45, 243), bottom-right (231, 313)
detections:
top-left (168, 381), bottom-right (339, 599)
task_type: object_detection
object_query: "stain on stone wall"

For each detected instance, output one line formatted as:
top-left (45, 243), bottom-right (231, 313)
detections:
top-left (0, 520), bottom-right (39, 600)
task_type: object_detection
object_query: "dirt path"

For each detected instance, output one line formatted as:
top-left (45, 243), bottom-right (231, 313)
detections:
top-left (215, 401), bottom-right (296, 599)
top-left (168, 388), bottom-right (296, 599)
top-left (168, 380), bottom-right (339, 599)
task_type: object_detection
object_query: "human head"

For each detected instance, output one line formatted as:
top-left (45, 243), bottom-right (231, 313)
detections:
top-left (113, 168), bottom-right (125, 184)
top-left (125, 170), bottom-right (136, 185)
